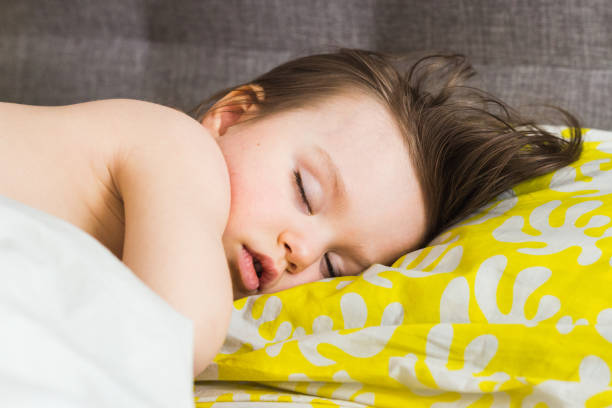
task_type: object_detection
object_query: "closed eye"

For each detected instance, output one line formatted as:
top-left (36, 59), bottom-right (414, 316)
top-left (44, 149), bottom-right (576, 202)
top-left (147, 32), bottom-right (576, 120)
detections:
top-left (294, 170), bottom-right (340, 278)
top-left (294, 170), bottom-right (312, 215)
top-left (324, 253), bottom-right (338, 278)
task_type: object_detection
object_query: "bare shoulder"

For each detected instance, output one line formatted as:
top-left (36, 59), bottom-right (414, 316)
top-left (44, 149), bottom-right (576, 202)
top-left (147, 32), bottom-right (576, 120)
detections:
top-left (84, 99), bottom-right (231, 230)
top-left (70, 98), bottom-right (220, 155)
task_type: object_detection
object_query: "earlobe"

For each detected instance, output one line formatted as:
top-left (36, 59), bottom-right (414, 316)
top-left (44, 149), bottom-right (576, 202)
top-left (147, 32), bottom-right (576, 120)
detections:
top-left (200, 84), bottom-right (264, 138)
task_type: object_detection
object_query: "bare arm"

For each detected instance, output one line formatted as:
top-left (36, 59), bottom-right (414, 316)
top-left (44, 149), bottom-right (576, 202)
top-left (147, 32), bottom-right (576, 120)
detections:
top-left (113, 100), bottom-right (232, 377)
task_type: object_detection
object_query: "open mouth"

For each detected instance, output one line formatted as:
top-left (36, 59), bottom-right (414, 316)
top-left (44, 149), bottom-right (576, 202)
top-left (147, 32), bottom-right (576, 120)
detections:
top-left (253, 256), bottom-right (263, 279)
top-left (241, 245), bottom-right (278, 291)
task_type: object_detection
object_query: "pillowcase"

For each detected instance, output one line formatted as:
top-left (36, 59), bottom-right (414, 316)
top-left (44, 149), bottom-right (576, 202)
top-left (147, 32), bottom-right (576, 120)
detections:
top-left (195, 128), bottom-right (612, 407)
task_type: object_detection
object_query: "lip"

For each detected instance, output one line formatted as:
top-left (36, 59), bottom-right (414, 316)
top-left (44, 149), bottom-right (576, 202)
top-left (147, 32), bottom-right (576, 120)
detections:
top-left (243, 245), bottom-right (279, 290)
top-left (237, 246), bottom-right (260, 292)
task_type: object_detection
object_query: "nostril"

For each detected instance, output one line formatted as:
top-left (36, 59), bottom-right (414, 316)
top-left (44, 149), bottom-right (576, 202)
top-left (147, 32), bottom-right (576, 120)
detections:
top-left (284, 243), bottom-right (291, 252)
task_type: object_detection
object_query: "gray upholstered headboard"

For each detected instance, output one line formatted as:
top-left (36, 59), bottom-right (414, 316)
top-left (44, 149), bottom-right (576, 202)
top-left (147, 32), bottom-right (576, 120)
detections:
top-left (1, 0), bottom-right (610, 129)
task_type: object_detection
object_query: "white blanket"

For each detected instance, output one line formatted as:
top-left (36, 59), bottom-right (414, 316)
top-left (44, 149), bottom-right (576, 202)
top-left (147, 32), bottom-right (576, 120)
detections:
top-left (0, 195), bottom-right (194, 407)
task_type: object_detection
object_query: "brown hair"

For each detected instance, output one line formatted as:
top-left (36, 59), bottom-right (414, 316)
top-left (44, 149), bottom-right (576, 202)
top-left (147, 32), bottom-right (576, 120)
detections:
top-left (190, 48), bottom-right (583, 249)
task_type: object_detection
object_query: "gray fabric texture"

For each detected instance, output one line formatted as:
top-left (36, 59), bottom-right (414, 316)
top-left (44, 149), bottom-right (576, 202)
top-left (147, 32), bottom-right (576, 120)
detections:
top-left (0, 0), bottom-right (610, 129)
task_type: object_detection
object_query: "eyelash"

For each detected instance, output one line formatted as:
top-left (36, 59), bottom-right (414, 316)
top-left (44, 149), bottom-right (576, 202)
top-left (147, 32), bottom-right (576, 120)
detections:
top-left (293, 170), bottom-right (338, 278)
top-left (293, 170), bottom-right (312, 214)
top-left (324, 252), bottom-right (338, 278)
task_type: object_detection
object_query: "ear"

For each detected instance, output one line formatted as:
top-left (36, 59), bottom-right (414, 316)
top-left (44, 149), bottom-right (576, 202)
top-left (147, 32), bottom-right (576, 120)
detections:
top-left (200, 84), bottom-right (264, 138)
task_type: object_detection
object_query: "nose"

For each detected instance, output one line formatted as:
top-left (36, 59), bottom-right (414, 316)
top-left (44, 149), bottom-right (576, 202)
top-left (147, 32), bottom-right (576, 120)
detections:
top-left (279, 230), bottom-right (325, 274)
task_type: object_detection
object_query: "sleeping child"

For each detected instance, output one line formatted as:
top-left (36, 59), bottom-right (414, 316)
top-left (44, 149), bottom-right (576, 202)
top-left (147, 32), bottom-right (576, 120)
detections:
top-left (0, 48), bottom-right (583, 377)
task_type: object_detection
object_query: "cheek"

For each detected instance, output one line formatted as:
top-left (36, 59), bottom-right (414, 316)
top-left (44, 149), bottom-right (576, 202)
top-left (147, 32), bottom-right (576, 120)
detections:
top-left (225, 168), bottom-right (284, 230)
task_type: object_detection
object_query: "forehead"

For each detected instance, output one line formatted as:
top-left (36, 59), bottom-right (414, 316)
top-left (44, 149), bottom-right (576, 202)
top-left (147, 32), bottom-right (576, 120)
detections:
top-left (304, 91), bottom-right (399, 139)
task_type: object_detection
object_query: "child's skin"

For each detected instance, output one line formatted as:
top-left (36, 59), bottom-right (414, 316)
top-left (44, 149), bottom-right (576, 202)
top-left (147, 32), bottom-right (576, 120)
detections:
top-left (0, 86), bottom-right (425, 375)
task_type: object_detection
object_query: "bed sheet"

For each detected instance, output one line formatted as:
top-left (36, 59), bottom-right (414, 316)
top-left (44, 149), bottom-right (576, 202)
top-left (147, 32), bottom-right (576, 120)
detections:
top-left (0, 194), bottom-right (194, 408)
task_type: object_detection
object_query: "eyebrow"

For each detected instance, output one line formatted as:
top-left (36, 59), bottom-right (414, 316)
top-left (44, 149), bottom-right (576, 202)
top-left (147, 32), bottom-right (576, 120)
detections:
top-left (312, 144), bottom-right (346, 204)
top-left (312, 145), bottom-right (373, 270)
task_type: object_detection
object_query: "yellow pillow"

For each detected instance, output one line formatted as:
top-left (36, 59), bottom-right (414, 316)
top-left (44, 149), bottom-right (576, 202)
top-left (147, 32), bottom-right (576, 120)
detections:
top-left (195, 128), bottom-right (612, 407)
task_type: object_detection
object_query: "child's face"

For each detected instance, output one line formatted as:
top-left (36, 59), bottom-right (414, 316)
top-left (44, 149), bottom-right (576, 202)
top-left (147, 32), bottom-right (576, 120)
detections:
top-left (211, 92), bottom-right (426, 299)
